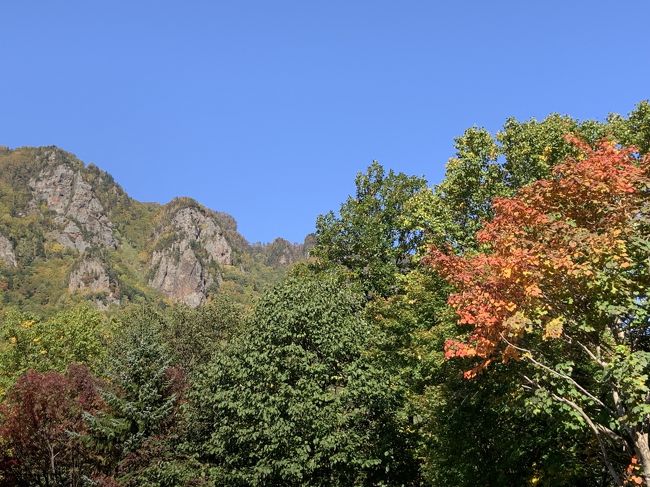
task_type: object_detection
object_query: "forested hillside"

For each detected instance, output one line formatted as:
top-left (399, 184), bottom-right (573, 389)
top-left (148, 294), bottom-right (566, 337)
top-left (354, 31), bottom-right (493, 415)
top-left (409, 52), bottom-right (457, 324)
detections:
top-left (1, 101), bottom-right (649, 486)
top-left (0, 146), bottom-right (310, 314)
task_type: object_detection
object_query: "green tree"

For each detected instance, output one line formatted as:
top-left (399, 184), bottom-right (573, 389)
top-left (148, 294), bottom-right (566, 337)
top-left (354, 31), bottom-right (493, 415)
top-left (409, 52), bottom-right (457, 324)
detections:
top-left (609, 100), bottom-right (650, 154)
top-left (161, 295), bottom-right (243, 372)
top-left (0, 305), bottom-right (107, 396)
top-left (312, 162), bottom-right (428, 298)
top-left (87, 305), bottom-right (182, 470)
top-left (186, 271), bottom-right (419, 486)
top-left (424, 127), bottom-right (506, 251)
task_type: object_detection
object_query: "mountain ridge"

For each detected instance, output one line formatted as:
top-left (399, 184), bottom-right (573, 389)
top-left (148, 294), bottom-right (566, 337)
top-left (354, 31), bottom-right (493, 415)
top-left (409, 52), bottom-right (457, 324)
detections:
top-left (0, 145), bottom-right (311, 312)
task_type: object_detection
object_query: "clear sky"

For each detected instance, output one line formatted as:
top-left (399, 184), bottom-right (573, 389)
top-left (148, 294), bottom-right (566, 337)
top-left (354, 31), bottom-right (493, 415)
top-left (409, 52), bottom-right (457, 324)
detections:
top-left (1, 1), bottom-right (648, 243)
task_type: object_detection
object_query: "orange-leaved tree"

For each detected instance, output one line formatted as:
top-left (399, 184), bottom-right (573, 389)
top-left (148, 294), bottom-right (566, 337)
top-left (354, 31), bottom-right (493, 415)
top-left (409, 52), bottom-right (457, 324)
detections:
top-left (426, 136), bottom-right (650, 486)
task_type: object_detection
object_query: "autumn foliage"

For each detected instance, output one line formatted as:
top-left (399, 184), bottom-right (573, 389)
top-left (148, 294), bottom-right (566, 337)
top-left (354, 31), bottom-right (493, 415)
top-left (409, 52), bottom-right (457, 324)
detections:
top-left (426, 136), bottom-right (650, 378)
top-left (0, 365), bottom-right (104, 486)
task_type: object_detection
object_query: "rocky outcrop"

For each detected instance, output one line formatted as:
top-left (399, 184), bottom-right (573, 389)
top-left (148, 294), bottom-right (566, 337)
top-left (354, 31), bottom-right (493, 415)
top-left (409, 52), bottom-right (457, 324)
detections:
top-left (253, 235), bottom-right (313, 267)
top-left (68, 256), bottom-right (120, 307)
top-left (170, 206), bottom-right (232, 265)
top-left (0, 234), bottom-right (17, 267)
top-left (149, 245), bottom-right (213, 307)
top-left (0, 145), bottom-right (305, 312)
top-left (29, 150), bottom-right (117, 251)
top-left (148, 204), bottom-right (232, 307)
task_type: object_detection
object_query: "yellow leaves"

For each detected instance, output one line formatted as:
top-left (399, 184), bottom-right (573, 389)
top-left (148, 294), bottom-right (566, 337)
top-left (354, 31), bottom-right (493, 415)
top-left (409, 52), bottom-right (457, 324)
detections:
top-left (505, 302), bottom-right (517, 312)
top-left (504, 312), bottom-right (532, 333)
top-left (543, 317), bottom-right (564, 340)
top-left (44, 241), bottom-right (65, 255)
top-left (502, 267), bottom-right (513, 278)
top-left (20, 320), bottom-right (34, 329)
top-left (502, 344), bottom-right (520, 362)
top-left (8, 336), bottom-right (17, 345)
top-left (525, 284), bottom-right (543, 298)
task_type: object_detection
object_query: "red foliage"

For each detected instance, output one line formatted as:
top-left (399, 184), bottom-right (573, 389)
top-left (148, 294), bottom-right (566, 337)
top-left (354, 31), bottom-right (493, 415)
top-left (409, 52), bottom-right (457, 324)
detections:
top-left (0, 364), bottom-right (105, 486)
top-left (164, 365), bottom-right (189, 403)
top-left (426, 137), bottom-right (650, 376)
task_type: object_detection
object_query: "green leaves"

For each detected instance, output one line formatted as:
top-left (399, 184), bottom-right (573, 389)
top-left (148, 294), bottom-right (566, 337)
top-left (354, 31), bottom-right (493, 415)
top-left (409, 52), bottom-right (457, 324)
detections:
top-left (0, 304), bottom-right (108, 396)
top-left (312, 162), bottom-right (428, 298)
top-left (607, 349), bottom-right (650, 427)
top-left (86, 305), bottom-right (182, 462)
top-left (185, 271), bottom-right (418, 485)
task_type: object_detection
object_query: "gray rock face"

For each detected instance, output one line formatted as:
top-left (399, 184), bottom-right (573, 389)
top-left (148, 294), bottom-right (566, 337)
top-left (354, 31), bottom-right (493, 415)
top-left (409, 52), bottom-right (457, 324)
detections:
top-left (68, 256), bottom-right (119, 307)
top-left (149, 205), bottom-right (232, 307)
top-left (150, 245), bottom-right (212, 308)
top-left (0, 234), bottom-right (17, 267)
top-left (29, 151), bottom-right (117, 251)
top-left (171, 207), bottom-right (232, 265)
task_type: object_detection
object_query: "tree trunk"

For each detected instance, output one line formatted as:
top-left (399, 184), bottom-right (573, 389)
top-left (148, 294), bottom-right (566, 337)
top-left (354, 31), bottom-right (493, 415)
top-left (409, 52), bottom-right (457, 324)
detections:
top-left (634, 431), bottom-right (650, 487)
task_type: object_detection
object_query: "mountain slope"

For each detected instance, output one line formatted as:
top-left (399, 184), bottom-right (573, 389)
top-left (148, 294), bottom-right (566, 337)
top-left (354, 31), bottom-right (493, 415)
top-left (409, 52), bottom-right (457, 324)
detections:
top-left (0, 146), bottom-right (310, 313)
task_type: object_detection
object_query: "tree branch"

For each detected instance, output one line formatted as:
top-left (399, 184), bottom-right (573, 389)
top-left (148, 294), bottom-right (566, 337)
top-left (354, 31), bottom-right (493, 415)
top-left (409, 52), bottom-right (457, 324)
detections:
top-left (522, 374), bottom-right (624, 486)
top-left (500, 333), bottom-right (614, 414)
top-left (572, 336), bottom-right (608, 368)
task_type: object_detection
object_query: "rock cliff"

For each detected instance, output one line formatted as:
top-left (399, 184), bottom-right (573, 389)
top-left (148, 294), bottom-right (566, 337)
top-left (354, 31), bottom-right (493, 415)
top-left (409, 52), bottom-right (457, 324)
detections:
top-left (0, 234), bottom-right (17, 267)
top-left (68, 256), bottom-right (120, 308)
top-left (29, 149), bottom-right (117, 251)
top-left (149, 202), bottom-right (233, 307)
top-left (0, 145), bottom-right (304, 311)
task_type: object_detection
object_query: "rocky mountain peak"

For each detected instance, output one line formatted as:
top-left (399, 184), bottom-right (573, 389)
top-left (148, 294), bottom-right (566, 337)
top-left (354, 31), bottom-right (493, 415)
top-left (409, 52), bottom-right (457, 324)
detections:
top-left (148, 199), bottom-right (233, 307)
top-left (28, 148), bottom-right (118, 251)
top-left (251, 235), bottom-right (314, 267)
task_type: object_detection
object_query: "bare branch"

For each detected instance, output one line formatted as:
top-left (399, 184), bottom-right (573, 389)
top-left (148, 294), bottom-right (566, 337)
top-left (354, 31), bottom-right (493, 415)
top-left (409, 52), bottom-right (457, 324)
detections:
top-left (573, 337), bottom-right (608, 368)
top-left (500, 333), bottom-right (614, 414)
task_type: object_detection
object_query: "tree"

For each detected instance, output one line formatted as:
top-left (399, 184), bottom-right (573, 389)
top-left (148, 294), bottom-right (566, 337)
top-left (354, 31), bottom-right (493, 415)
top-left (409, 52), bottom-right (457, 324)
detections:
top-left (422, 127), bottom-right (507, 251)
top-left (427, 137), bottom-right (650, 485)
top-left (87, 305), bottom-right (183, 476)
top-left (0, 305), bottom-right (108, 396)
top-left (420, 116), bottom-right (610, 253)
top-left (186, 270), bottom-right (419, 486)
top-left (312, 162), bottom-right (428, 298)
top-left (0, 365), bottom-right (103, 486)
top-left (161, 295), bottom-right (243, 372)
top-left (609, 100), bottom-right (650, 155)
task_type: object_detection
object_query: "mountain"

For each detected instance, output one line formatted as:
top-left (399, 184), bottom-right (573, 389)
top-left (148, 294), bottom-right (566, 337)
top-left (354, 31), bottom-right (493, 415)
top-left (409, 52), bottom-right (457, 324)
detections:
top-left (0, 146), bottom-right (311, 313)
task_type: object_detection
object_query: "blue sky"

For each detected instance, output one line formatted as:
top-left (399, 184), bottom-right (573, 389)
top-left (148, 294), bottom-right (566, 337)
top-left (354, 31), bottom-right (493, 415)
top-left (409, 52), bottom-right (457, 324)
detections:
top-left (1, 1), bottom-right (648, 243)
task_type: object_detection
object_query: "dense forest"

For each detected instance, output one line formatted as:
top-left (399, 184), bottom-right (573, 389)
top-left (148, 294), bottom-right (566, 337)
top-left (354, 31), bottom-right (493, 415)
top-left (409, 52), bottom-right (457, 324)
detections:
top-left (1, 101), bottom-right (649, 486)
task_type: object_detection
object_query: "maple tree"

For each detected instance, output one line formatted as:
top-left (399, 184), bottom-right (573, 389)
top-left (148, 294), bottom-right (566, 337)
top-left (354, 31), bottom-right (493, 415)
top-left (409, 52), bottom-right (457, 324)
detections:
top-left (0, 365), bottom-right (104, 486)
top-left (427, 137), bottom-right (650, 486)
